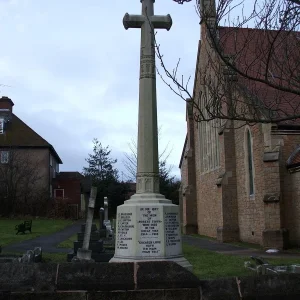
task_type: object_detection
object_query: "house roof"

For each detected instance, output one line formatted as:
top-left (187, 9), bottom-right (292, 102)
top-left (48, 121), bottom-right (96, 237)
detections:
top-left (218, 27), bottom-right (300, 124)
top-left (0, 114), bottom-right (62, 163)
top-left (56, 172), bottom-right (84, 180)
top-left (287, 146), bottom-right (300, 169)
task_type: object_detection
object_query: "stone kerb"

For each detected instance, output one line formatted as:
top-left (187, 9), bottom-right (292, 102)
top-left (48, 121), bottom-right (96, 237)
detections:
top-left (1, 262), bottom-right (300, 299)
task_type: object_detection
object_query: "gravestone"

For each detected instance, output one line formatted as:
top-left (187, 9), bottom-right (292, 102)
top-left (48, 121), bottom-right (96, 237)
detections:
top-left (67, 189), bottom-right (114, 262)
top-left (103, 197), bottom-right (113, 239)
top-left (0, 247), bottom-right (42, 263)
top-left (99, 207), bottom-right (106, 238)
top-left (110, 0), bottom-right (191, 270)
top-left (104, 197), bottom-right (109, 222)
top-left (76, 187), bottom-right (97, 261)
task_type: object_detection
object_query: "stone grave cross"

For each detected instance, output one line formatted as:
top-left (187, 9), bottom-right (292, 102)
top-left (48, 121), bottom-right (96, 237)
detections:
top-left (123, 0), bottom-right (172, 194)
top-left (76, 186), bottom-right (97, 261)
top-left (104, 197), bottom-right (108, 222)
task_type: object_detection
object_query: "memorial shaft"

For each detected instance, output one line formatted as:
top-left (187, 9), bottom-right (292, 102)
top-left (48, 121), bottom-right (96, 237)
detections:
top-left (123, 0), bottom-right (172, 194)
top-left (110, 0), bottom-right (192, 271)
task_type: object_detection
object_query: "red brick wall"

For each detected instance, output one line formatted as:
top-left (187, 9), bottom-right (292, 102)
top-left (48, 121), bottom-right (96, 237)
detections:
top-left (234, 123), bottom-right (265, 244)
top-left (193, 120), bottom-right (223, 237)
top-left (53, 178), bottom-right (81, 205)
top-left (180, 20), bottom-right (300, 247)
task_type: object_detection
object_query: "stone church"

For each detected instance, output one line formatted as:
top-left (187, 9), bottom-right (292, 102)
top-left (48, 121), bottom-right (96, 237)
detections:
top-left (179, 0), bottom-right (300, 249)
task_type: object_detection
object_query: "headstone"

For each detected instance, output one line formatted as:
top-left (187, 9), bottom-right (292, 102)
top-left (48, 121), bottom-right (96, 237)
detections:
top-left (99, 208), bottom-right (105, 229)
top-left (67, 193), bottom-right (114, 262)
top-left (18, 250), bottom-right (34, 263)
top-left (110, 0), bottom-right (191, 271)
top-left (0, 247), bottom-right (42, 263)
top-left (80, 194), bottom-right (86, 218)
top-left (33, 247), bottom-right (42, 263)
top-left (104, 197), bottom-right (109, 222)
top-left (99, 207), bottom-right (106, 238)
top-left (76, 187), bottom-right (97, 261)
top-left (26, 250), bottom-right (34, 263)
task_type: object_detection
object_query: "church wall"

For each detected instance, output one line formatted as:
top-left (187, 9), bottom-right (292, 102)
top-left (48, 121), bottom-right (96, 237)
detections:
top-left (193, 119), bottom-right (223, 238)
top-left (280, 134), bottom-right (300, 246)
top-left (180, 152), bottom-right (189, 229)
top-left (234, 123), bottom-right (265, 245)
top-left (191, 31), bottom-right (223, 238)
top-left (284, 170), bottom-right (300, 246)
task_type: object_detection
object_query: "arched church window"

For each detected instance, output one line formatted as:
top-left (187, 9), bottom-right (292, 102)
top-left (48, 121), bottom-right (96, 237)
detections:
top-left (246, 129), bottom-right (254, 196)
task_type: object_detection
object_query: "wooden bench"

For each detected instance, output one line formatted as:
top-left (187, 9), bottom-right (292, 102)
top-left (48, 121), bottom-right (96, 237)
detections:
top-left (15, 220), bottom-right (32, 235)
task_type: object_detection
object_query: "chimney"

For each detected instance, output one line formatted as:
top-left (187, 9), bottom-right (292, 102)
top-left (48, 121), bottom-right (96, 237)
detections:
top-left (0, 96), bottom-right (14, 112)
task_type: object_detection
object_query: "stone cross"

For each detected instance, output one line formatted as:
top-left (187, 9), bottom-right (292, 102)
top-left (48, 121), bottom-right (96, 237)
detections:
top-left (76, 186), bottom-right (97, 261)
top-left (99, 207), bottom-right (104, 230)
top-left (110, 0), bottom-right (192, 271)
top-left (123, 0), bottom-right (172, 194)
top-left (104, 197), bottom-right (108, 221)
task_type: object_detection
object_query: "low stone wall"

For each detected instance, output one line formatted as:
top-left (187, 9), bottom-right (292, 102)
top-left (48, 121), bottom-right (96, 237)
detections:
top-left (1, 262), bottom-right (300, 299)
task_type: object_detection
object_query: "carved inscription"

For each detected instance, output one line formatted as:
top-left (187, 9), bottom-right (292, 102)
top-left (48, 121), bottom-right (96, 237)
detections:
top-left (136, 173), bottom-right (160, 193)
top-left (116, 212), bottom-right (134, 250)
top-left (165, 212), bottom-right (180, 247)
top-left (138, 207), bottom-right (162, 255)
top-left (140, 47), bottom-right (156, 79)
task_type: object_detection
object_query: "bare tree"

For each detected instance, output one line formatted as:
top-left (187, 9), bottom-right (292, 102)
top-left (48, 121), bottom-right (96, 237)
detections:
top-left (123, 127), bottom-right (173, 181)
top-left (122, 129), bottom-right (180, 204)
top-left (156, 0), bottom-right (300, 125)
top-left (0, 148), bottom-right (48, 216)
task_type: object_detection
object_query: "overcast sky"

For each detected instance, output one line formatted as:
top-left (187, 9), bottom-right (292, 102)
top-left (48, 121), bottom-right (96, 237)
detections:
top-left (0, 0), bottom-right (200, 180)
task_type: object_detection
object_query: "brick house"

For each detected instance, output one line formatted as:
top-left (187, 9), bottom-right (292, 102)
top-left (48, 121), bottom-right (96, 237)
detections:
top-left (0, 96), bottom-right (62, 214)
top-left (0, 96), bottom-right (90, 217)
top-left (179, 1), bottom-right (300, 249)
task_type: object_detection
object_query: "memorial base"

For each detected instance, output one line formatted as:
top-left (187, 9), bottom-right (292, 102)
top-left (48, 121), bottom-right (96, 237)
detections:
top-left (110, 255), bottom-right (192, 271)
top-left (76, 249), bottom-right (92, 261)
top-left (109, 193), bottom-right (192, 271)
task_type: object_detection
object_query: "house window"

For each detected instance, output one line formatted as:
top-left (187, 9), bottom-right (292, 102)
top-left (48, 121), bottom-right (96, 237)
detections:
top-left (50, 155), bottom-right (53, 166)
top-left (246, 129), bottom-right (255, 196)
top-left (1, 151), bottom-right (9, 164)
top-left (54, 189), bottom-right (64, 198)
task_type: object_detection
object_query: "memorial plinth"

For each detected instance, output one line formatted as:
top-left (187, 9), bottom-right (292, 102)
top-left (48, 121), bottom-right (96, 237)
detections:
top-left (111, 196), bottom-right (191, 270)
top-left (110, 0), bottom-right (191, 271)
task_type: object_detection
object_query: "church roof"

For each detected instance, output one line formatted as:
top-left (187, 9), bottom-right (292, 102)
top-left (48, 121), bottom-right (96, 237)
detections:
top-left (218, 27), bottom-right (300, 124)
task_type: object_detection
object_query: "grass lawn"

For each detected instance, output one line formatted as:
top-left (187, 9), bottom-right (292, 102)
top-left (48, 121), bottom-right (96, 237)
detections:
top-left (58, 234), bottom-right (77, 248)
top-left (42, 253), bottom-right (68, 263)
top-left (0, 218), bottom-right (74, 247)
top-left (183, 244), bottom-right (300, 279)
top-left (183, 244), bottom-right (253, 279)
top-left (26, 243), bottom-right (300, 279)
